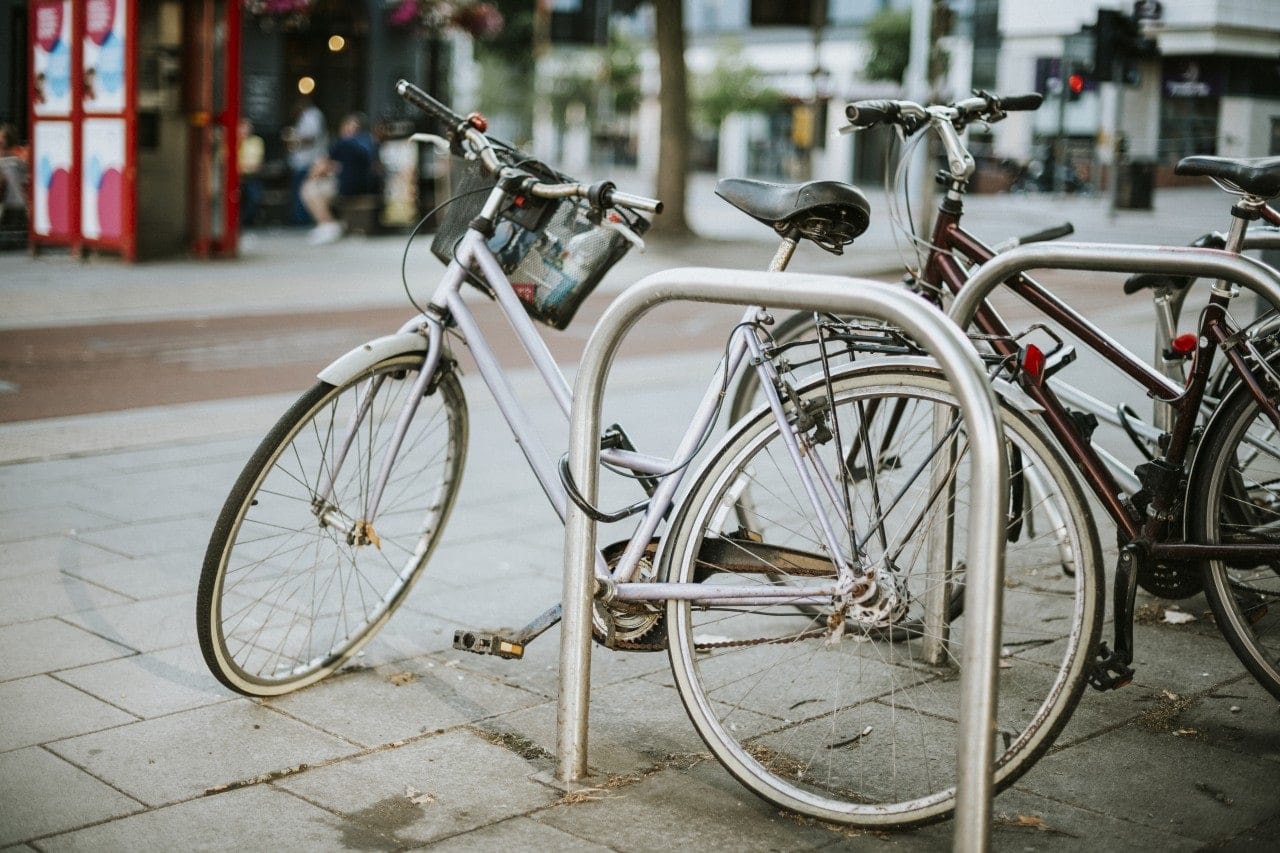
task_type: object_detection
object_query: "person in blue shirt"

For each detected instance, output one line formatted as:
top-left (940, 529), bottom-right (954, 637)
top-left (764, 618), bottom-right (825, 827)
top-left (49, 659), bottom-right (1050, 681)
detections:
top-left (301, 112), bottom-right (382, 245)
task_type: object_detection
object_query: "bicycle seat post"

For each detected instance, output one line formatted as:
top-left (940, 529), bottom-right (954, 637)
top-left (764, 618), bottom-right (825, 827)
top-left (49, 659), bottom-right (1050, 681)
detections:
top-left (768, 226), bottom-right (802, 272)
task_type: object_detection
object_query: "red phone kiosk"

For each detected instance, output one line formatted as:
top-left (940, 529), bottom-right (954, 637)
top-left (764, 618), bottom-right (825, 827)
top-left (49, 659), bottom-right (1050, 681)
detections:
top-left (28, 0), bottom-right (241, 260)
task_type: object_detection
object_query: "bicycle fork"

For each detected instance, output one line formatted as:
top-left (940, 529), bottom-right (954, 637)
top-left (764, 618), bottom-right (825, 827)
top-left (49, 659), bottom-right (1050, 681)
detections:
top-left (314, 315), bottom-right (448, 546)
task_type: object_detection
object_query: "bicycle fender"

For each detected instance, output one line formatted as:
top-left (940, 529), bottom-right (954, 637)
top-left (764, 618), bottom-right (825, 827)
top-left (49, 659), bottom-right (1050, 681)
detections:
top-left (831, 355), bottom-right (1042, 413)
top-left (317, 332), bottom-right (430, 386)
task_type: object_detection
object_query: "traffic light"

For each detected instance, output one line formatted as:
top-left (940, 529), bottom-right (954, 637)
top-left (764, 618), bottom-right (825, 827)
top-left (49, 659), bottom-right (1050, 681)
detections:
top-left (1093, 8), bottom-right (1158, 83)
top-left (1066, 67), bottom-right (1086, 101)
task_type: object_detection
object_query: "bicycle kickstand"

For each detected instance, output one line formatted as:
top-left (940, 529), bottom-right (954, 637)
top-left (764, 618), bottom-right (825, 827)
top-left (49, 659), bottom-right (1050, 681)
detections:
top-left (1087, 542), bottom-right (1142, 691)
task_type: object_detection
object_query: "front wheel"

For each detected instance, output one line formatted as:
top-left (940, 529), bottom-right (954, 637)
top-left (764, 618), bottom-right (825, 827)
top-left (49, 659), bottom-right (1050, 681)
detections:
top-left (660, 365), bottom-right (1102, 827)
top-left (197, 353), bottom-right (468, 696)
top-left (1189, 384), bottom-right (1280, 700)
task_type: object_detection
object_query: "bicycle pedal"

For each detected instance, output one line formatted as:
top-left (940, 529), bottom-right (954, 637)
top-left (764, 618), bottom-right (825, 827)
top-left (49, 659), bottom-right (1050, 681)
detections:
top-left (1086, 642), bottom-right (1134, 692)
top-left (453, 629), bottom-right (525, 660)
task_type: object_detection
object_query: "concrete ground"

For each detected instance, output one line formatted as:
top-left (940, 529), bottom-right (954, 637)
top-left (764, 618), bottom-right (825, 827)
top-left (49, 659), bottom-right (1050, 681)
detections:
top-left (1, 178), bottom-right (1278, 850)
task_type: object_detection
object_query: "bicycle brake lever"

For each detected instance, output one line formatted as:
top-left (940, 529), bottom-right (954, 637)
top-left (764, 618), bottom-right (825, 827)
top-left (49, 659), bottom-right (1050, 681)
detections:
top-left (408, 133), bottom-right (451, 153)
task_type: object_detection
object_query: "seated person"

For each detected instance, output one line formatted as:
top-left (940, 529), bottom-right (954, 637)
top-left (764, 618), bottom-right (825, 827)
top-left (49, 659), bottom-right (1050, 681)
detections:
top-left (300, 112), bottom-right (381, 244)
top-left (0, 123), bottom-right (30, 226)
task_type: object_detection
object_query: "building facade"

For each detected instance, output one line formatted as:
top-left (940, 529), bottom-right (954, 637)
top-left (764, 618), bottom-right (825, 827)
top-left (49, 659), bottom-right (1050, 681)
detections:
top-left (995, 0), bottom-right (1280, 188)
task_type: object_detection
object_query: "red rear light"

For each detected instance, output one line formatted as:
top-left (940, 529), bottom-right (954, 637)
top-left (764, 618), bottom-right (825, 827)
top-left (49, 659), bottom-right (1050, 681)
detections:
top-left (1022, 344), bottom-right (1046, 381)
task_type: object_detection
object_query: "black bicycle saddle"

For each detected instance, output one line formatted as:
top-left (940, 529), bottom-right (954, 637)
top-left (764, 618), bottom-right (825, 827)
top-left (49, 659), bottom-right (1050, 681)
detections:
top-left (715, 178), bottom-right (872, 254)
top-left (1175, 155), bottom-right (1280, 198)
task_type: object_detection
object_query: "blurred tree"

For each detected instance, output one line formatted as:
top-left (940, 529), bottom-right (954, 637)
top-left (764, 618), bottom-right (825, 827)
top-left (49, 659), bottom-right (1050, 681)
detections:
top-left (863, 7), bottom-right (911, 83)
top-left (695, 46), bottom-right (786, 130)
top-left (652, 0), bottom-right (692, 236)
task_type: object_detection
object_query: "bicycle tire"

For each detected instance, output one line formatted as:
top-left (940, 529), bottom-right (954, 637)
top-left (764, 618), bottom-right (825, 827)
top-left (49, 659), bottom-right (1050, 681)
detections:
top-left (197, 354), bottom-right (468, 696)
top-left (660, 364), bottom-right (1102, 827)
top-left (1188, 381), bottom-right (1280, 700)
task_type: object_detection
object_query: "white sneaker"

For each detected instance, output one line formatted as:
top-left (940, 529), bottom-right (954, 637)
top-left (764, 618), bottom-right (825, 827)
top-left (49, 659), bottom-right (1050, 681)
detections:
top-left (307, 222), bottom-right (343, 245)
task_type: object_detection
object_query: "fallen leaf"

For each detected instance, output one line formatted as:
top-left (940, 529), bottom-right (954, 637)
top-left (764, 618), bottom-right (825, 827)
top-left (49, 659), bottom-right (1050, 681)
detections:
top-left (1005, 815), bottom-right (1052, 831)
top-left (406, 785), bottom-right (435, 805)
top-left (388, 671), bottom-right (418, 686)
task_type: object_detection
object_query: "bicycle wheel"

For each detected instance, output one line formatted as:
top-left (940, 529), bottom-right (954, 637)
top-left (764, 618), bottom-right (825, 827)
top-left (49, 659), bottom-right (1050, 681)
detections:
top-left (198, 353), bottom-right (468, 696)
top-left (1189, 383), bottom-right (1280, 700)
top-left (660, 364), bottom-right (1102, 827)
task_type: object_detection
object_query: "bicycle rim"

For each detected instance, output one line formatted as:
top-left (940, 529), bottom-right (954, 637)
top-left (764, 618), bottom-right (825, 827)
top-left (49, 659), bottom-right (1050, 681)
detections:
top-left (1193, 386), bottom-right (1280, 699)
top-left (661, 365), bottom-right (1101, 827)
top-left (197, 355), bottom-right (467, 696)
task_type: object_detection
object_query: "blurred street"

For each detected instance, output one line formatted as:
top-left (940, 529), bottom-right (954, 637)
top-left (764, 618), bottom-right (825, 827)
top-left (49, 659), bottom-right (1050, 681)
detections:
top-left (1, 180), bottom-right (1278, 850)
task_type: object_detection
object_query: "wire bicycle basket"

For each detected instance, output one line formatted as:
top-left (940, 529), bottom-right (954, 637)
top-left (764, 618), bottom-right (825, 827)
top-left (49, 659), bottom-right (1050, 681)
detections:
top-left (431, 146), bottom-right (650, 330)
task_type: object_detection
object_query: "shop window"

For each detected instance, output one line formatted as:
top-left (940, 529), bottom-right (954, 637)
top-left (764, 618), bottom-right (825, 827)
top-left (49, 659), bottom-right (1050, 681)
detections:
top-left (1158, 96), bottom-right (1217, 164)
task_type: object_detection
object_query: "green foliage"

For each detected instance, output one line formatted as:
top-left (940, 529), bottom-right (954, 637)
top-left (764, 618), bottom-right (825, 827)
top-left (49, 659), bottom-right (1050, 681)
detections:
top-left (863, 6), bottom-right (950, 86)
top-left (472, 0), bottom-right (534, 72)
top-left (863, 8), bottom-right (911, 84)
top-left (694, 46), bottom-right (787, 129)
top-left (607, 33), bottom-right (642, 114)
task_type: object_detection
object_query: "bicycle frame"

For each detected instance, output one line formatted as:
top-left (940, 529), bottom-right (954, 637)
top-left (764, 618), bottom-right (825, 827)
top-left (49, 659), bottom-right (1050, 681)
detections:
top-left (934, 226), bottom-right (1280, 565)
top-left (327, 189), bottom-right (864, 610)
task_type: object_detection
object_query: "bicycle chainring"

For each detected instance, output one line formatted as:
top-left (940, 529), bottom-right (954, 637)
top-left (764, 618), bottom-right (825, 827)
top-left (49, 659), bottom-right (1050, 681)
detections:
top-left (593, 539), bottom-right (666, 651)
top-left (1136, 560), bottom-right (1203, 599)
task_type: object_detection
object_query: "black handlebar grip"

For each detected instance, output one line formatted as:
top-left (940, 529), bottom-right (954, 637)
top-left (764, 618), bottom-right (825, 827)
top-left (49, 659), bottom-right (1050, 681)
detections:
top-left (845, 100), bottom-right (897, 127)
top-left (1019, 222), bottom-right (1074, 245)
top-left (396, 79), bottom-right (466, 131)
top-left (999, 93), bottom-right (1044, 112)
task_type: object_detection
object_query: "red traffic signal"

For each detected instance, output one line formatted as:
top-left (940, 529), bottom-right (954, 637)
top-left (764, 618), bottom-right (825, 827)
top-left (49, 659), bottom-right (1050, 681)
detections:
top-left (1067, 72), bottom-right (1086, 100)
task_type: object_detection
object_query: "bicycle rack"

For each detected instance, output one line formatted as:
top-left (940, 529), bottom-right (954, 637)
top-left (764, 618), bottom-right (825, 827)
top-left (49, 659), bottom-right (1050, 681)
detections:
top-left (1244, 229), bottom-right (1280, 252)
top-left (950, 243), bottom-right (1280, 331)
top-left (562, 268), bottom-right (1009, 850)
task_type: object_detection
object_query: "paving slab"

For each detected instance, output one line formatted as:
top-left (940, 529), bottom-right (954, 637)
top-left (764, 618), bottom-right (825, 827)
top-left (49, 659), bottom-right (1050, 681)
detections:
top-left (535, 759), bottom-right (927, 852)
top-left (990, 787), bottom-right (1202, 851)
top-left (1015, 723), bottom-right (1280, 844)
top-left (35, 785), bottom-right (394, 852)
top-left (0, 675), bottom-right (137, 752)
top-left (0, 533), bottom-right (125, 581)
top-left (274, 730), bottom-right (560, 846)
top-left (0, 747), bottom-right (143, 847)
top-left (264, 659), bottom-right (548, 749)
top-left (61, 552), bottom-right (206, 600)
top-left (0, 567), bottom-right (134, 626)
top-left (474, 676), bottom-right (708, 780)
top-left (0, 618), bottom-right (135, 681)
top-left (47, 702), bottom-right (359, 807)
top-left (55, 644), bottom-right (233, 719)
top-left (424, 815), bottom-right (614, 852)
top-left (60, 593), bottom-right (198, 654)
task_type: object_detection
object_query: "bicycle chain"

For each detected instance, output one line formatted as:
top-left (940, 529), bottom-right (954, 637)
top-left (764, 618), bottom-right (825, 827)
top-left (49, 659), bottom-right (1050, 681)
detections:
top-left (601, 626), bottom-right (829, 653)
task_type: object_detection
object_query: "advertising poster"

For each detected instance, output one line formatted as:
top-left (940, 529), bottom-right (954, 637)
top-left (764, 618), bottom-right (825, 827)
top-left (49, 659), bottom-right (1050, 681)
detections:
top-left (82, 118), bottom-right (126, 242)
top-left (32, 0), bottom-right (73, 117)
top-left (83, 0), bottom-right (128, 114)
top-left (33, 121), bottom-right (74, 237)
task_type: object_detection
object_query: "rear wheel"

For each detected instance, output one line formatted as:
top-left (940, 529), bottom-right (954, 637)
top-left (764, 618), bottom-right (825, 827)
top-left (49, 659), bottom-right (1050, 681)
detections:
top-left (661, 365), bottom-right (1102, 827)
top-left (1190, 384), bottom-right (1280, 700)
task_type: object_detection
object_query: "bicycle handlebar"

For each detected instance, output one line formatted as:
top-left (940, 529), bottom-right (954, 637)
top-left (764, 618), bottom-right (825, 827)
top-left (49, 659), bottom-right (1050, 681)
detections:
top-left (396, 78), bottom-right (662, 216)
top-left (844, 91), bottom-right (1043, 134)
top-left (396, 79), bottom-right (468, 134)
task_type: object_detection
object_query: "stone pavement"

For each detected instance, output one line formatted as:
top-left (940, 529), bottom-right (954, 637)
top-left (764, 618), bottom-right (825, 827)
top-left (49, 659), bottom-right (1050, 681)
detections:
top-left (1, 181), bottom-right (1279, 850)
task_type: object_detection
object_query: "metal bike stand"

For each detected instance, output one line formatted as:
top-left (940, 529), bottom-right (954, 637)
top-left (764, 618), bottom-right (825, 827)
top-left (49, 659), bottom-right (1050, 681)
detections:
top-left (561, 268), bottom-right (1009, 851)
top-left (949, 242), bottom-right (1280, 332)
top-left (1245, 231), bottom-right (1280, 251)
